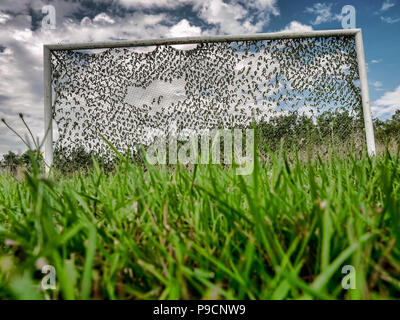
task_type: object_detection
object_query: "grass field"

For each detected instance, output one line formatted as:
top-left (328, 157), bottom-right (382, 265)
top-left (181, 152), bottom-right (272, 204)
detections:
top-left (0, 147), bottom-right (399, 300)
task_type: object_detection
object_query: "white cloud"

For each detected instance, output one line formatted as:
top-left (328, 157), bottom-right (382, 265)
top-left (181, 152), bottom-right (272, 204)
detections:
top-left (372, 85), bottom-right (400, 117)
top-left (381, 0), bottom-right (395, 11)
top-left (118, 0), bottom-right (191, 8)
top-left (80, 16), bottom-right (93, 27)
top-left (93, 13), bottom-right (115, 25)
top-left (373, 81), bottom-right (384, 91)
top-left (371, 59), bottom-right (382, 64)
top-left (0, 0), bottom-right (39, 13)
top-left (305, 3), bottom-right (342, 25)
top-left (196, 0), bottom-right (251, 33)
top-left (282, 21), bottom-right (313, 32)
top-left (0, 11), bottom-right (11, 24)
top-left (197, 0), bottom-right (247, 34)
top-left (0, 0), bottom-right (83, 28)
top-left (381, 16), bottom-right (400, 23)
top-left (167, 18), bottom-right (202, 38)
top-left (117, 0), bottom-right (280, 21)
top-left (167, 19), bottom-right (202, 49)
top-left (378, 1), bottom-right (400, 23)
top-left (246, 0), bottom-right (280, 16)
top-left (194, 0), bottom-right (279, 34)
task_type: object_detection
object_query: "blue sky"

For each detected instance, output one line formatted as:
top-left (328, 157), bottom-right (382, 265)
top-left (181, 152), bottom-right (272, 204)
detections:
top-left (0, 0), bottom-right (399, 154)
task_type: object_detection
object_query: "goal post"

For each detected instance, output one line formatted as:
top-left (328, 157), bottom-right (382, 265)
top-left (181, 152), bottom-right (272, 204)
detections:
top-left (354, 30), bottom-right (376, 157)
top-left (43, 28), bottom-right (376, 171)
top-left (43, 45), bottom-right (53, 172)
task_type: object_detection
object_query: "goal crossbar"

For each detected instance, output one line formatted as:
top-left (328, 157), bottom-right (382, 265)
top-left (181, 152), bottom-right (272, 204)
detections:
top-left (45, 29), bottom-right (359, 51)
top-left (43, 28), bottom-right (376, 171)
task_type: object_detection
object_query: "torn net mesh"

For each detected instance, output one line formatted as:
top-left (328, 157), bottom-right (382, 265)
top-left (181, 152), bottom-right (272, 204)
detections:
top-left (51, 36), bottom-right (365, 162)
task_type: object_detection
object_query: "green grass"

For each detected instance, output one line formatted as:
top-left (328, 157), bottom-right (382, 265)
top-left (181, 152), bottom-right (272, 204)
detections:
top-left (0, 148), bottom-right (400, 300)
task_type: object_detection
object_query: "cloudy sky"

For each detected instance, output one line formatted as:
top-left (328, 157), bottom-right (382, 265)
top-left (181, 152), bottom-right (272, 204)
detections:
top-left (0, 0), bottom-right (399, 155)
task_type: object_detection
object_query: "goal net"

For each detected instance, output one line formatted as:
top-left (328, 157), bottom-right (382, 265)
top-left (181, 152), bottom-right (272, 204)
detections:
top-left (47, 30), bottom-right (373, 166)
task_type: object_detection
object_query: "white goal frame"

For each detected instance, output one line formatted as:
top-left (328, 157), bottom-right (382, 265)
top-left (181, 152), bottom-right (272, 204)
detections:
top-left (43, 28), bottom-right (376, 171)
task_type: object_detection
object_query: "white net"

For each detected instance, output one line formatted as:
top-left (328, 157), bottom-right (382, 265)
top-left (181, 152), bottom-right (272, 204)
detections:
top-left (51, 36), bottom-right (364, 164)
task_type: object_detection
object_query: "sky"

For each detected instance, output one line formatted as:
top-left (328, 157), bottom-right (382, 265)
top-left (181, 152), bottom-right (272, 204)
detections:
top-left (0, 0), bottom-right (399, 155)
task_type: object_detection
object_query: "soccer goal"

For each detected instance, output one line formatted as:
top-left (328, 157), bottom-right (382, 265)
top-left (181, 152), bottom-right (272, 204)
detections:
top-left (43, 28), bottom-right (376, 170)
